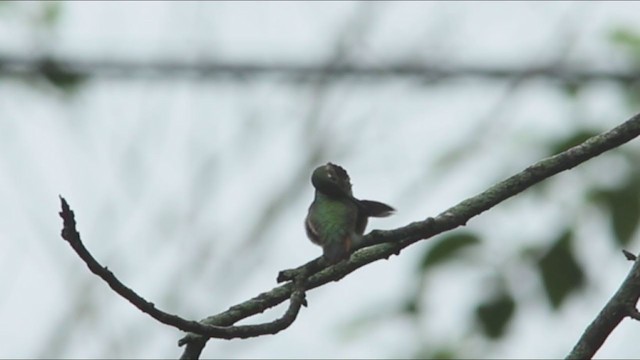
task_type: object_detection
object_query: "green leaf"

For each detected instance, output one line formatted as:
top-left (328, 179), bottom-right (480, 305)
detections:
top-left (610, 27), bottom-right (640, 64)
top-left (589, 175), bottom-right (640, 246)
top-left (610, 184), bottom-right (640, 246)
top-left (611, 28), bottom-right (640, 47)
top-left (40, 58), bottom-right (86, 93)
top-left (415, 347), bottom-right (458, 360)
top-left (419, 232), bottom-right (480, 271)
top-left (537, 230), bottom-right (585, 309)
top-left (609, 179), bottom-right (640, 246)
top-left (562, 81), bottom-right (582, 98)
top-left (475, 291), bottom-right (516, 339)
top-left (401, 296), bottom-right (419, 316)
top-left (41, 2), bottom-right (62, 27)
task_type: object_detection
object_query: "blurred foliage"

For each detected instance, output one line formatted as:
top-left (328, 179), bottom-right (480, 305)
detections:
top-left (548, 130), bottom-right (600, 156)
top-left (0, 2), bottom-right (83, 94)
top-left (610, 26), bottom-right (640, 107)
top-left (0, 2), bottom-right (63, 24)
top-left (562, 81), bottom-right (582, 99)
top-left (40, 58), bottom-right (87, 93)
top-left (36, 2), bottom-right (86, 93)
top-left (402, 292), bottom-right (420, 316)
top-left (550, 128), bottom-right (640, 247)
top-left (475, 290), bottom-right (516, 339)
top-left (427, 348), bottom-right (457, 360)
top-left (402, 107), bottom-right (639, 351)
top-left (419, 232), bottom-right (481, 272)
top-left (590, 173), bottom-right (640, 247)
top-left (610, 27), bottom-right (640, 65)
top-left (536, 230), bottom-right (585, 309)
top-left (0, 0), bottom-right (19, 11)
top-left (414, 346), bottom-right (459, 360)
top-left (40, 2), bottom-right (63, 28)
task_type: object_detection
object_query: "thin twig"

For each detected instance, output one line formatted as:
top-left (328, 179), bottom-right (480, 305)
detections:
top-left (58, 197), bottom-right (306, 340)
top-left (566, 251), bottom-right (640, 359)
top-left (623, 249), bottom-right (637, 261)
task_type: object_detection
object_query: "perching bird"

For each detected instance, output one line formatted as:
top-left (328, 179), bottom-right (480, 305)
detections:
top-left (305, 162), bottom-right (395, 264)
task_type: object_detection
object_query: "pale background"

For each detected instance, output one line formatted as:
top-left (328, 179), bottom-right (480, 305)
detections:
top-left (1, 1), bottom-right (640, 358)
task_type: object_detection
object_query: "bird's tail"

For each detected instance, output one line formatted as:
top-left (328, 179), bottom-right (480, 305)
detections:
top-left (358, 199), bottom-right (395, 218)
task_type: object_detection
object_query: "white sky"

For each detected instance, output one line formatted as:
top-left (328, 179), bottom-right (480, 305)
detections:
top-left (1, 1), bottom-right (640, 359)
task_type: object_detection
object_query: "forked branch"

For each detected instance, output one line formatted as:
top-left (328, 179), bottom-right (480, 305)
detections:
top-left (57, 112), bottom-right (640, 359)
top-left (566, 250), bottom-right (640, 359)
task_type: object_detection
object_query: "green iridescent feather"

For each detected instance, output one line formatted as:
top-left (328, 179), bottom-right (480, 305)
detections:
top-left (305, 163), bottom-right (395, 264)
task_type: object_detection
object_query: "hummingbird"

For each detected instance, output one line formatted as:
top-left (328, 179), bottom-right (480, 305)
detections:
top-left (305, 162), bottom-right (395, 264)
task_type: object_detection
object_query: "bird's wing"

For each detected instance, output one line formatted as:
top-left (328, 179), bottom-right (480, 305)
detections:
top-left (305, 213), bottom-right (322, 245)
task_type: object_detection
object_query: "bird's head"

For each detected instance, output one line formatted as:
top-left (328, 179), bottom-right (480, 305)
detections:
top-left (311, 162), bottom-right (353, 197)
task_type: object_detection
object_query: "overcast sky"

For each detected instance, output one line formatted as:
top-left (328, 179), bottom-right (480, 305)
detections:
top-left (1, 2), bottom-right (640, 358)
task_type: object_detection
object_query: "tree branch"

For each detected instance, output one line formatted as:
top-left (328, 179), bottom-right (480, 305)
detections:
top-left (180, 112), bottom-right (640, 358)
top-left (58, 196), bottom-right (307, 340)
top-left (6, 55), bottom-right (640, 84)
top-left (58, 112), bottom-right (640, 359)
top-left (278, 112), bottom-right (640, 282)
top-left (566, 250), bottom-right (640, 359)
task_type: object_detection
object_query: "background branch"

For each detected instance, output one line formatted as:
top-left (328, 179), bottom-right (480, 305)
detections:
top-left (4, 55), bottom-right (640, 84)
top-left (566, 250), bottom-right (640, 359)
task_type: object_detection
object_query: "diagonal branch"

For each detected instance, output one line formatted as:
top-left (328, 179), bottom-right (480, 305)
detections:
top-left (180, 112), bottom-right (640, 358)
top-left (278, 112), bottom-right (640, 283)
top-left (58, 112), bottom-right (640, 359)
top-left (565, 250), bottom-right (640, 359)
top-left (58, 197), bottom-right (306, 340)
